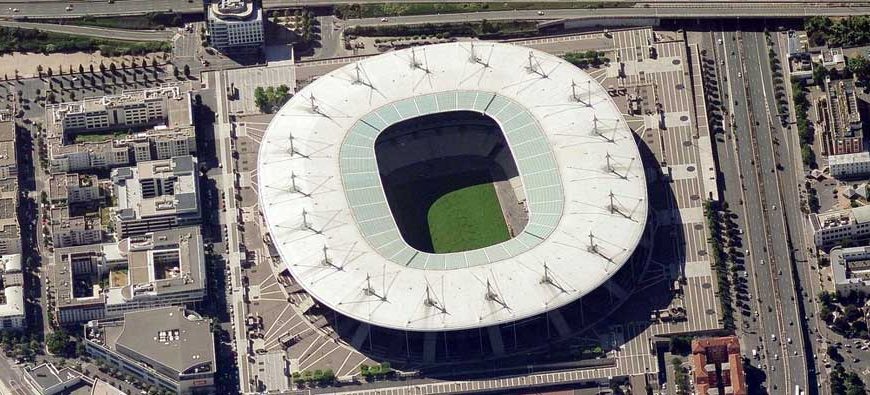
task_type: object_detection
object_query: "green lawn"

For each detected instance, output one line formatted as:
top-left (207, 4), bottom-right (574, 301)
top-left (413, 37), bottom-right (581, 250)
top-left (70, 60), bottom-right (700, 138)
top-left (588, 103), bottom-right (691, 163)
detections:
top-left (427, 183), bottom-right (510, 253)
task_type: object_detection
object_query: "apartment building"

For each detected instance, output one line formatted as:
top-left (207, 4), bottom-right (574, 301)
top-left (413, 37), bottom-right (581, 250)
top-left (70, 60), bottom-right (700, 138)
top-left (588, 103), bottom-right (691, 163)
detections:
top-left (52, 227), bottom-right (206, 324)
top-left (821, 79), bottom-right (864, 155)
top-left (48, 126), bottom-right (197, 174)
top-left (84, 307), bottom-right (215, 394)
top-left (690, 336), bottom-right (747, 395)
top-left (49, 206), bottom-right (102, 248)
top-left (207, 0), bottom-right (264, 52)
top-left (0, 120), bottom-right (19, 255)
top-left (45, 86), bottom-right (195, 174)
top-left (48, 173), bottom-right (101, 205)
top-left (112, 156), bottom-right (200, 238)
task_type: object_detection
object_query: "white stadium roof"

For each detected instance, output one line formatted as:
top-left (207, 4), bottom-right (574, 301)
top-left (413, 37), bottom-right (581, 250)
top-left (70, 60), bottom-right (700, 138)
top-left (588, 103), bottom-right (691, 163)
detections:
top-left (258, 42), bottom-right (648, 331)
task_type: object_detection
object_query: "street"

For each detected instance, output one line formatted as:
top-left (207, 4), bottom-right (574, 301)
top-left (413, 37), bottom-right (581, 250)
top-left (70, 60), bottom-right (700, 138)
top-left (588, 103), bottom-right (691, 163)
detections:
top-left (709, 23), bottom-right (819, 393)
top-left (0, 1), bottom-right (865, 20)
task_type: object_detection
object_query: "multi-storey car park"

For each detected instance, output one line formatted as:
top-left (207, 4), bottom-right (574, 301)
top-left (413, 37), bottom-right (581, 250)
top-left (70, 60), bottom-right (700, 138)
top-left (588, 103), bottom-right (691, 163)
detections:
top-left (257, 42), bottom-right (650, 363)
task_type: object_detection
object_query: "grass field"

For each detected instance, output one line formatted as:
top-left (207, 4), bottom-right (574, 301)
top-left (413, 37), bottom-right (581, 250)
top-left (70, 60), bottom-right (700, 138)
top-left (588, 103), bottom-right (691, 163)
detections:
top-left (427, 183), bottom-right (510, 253)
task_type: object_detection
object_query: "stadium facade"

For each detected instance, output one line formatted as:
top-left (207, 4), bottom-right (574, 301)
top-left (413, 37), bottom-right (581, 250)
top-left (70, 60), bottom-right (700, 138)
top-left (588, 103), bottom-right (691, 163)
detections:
top-left (258, 42), bottom-right (650, 362)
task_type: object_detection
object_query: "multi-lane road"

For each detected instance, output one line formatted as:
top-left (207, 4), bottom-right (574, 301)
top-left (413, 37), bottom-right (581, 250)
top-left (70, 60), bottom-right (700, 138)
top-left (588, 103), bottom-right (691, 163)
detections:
top-left (710, 24), bottom-right (823, 393)
top-left (0, 1), bottom-right (868, 19)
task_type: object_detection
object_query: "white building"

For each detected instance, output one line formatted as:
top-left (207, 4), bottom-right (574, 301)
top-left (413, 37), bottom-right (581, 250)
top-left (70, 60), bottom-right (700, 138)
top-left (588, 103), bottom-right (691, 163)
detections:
top-left (111, 156), bottom-right (201, 238)
top-left (45, 86), bottom-right (187, 135)
top-left (0, 254), bottom-right (25, 330)
top-left (48, 173), bottom-right (101, 205)
top-left (49, 206), bottom-right (102, 248)
top-left (52, 227), bottom-right (206, 324)
top-left (84, 307), bottom-right (216, 395)
top-left (811, 205), bottom-right (870, 249)
top-left (829, 152), bottom-right (870, 178)
top-left (207, 0), bottom-right (264, 52)
top-left (830, 246), bottom-right (870, 296)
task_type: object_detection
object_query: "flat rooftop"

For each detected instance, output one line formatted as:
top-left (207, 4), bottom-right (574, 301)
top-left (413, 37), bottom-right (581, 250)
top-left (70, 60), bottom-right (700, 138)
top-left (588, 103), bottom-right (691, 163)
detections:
top-left (101, 307), bottom-right (215, 377)
top-left (114, 155), bottom-right (199, 220)
top-left (53, 227), bottom-right (204, 309)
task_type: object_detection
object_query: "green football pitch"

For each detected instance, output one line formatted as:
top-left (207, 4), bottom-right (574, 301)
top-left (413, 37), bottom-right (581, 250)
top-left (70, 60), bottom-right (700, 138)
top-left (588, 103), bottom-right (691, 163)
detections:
top-left (427, 183), bottom-right (510, 253)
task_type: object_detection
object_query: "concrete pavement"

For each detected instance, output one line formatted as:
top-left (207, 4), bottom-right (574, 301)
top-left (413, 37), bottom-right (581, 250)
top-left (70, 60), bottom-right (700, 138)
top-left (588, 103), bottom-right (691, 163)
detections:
top-left (0, 20), bottom-right (175, 41)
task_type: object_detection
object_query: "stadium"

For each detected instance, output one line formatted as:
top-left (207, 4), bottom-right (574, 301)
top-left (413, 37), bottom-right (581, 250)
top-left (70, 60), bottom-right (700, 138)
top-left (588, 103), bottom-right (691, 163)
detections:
top-left (257, 42), bottom-right (651, 363)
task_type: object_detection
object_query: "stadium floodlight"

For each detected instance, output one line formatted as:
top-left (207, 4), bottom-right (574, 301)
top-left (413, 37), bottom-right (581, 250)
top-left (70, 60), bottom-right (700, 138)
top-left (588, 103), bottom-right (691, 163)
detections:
top-left (526, 51), bottom-right (548, 78)
top-left (423, 285), bottom-right (447, 314)
top-left (540, 263), bottom-right (567, 294)
top-left (321, 245), bottom-right (344, 271)
top-left (468, 42), bottom-right (490, 68)
top-left (484, 279), bottom-right (508, 309)
top-left (363, 273), bottom-right (387, 301)
top-left (409, 48), bottom-right (430, 74)
top-left (570, 80), bottom-right (593, 107)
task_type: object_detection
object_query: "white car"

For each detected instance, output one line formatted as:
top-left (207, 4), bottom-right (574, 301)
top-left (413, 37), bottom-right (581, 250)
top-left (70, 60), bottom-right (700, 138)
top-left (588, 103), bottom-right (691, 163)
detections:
top-left (65, 4), bottom-right (73, 11)
top-left (380, 17), bottom-right (388, 22)
top-left (537, 10), bottom-right (545, 15)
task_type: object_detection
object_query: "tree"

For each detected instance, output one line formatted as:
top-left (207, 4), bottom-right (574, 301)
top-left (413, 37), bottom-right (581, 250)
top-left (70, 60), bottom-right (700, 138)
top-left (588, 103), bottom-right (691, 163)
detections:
top-left (89, 64), bottom-right (94, 74)
top-left (254, 86), bottom-right (268, 111)
top-left (36, 64), bottom-right (43, 77)
top-left (173, 66), bottom-right (180, 79)
top-left (109, 63), bottom-right (117, 73)
top-left (183, 64), bottom-right (190, 77)
top-left (848, 56), bottom-right (870, 82)
top-left (79, 64), bottom-right (84, 74)
top-left (801, 145), bottom-right (816, 166)
top-left (46, 330), bottom-right (71, 356)
top-left (151, 58), bottom-right (158, 69)
top-left (46, 67), bottom-right (53, 77)
top-left (812, 64), bottom-right (828, 85)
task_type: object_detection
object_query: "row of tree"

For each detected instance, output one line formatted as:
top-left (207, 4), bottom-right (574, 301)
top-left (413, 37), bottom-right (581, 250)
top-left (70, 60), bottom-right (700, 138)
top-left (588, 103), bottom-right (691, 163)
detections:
top-left (805, 16), bottom-right (870, 48)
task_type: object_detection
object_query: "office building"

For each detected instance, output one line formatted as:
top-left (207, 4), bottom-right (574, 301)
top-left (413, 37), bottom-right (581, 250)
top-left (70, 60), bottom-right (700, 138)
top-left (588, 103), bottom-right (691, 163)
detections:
top-left (45, 86), bottom-right (189, 135)
top-left (52, 227), bottom-right (206, 324)
top-left (84, 307), bottom-right (216, 394)
top-left (112, 156), bottom-right (200, 238)
top-left (829, 246), bottom-right (870, 296)
top-left (207, 0), bottom-right (265, 52)
top-left (0, 254), bottom-right (24, 330)
top-left (810, 205), bottom-right (870, 249)
top-left (828, 152), bottom-right (870, 178)
top-left (23, 363), bottom-right (88, 395)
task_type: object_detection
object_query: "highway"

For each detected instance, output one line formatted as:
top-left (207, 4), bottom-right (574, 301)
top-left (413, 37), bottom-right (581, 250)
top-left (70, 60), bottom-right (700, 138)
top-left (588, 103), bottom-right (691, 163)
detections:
top-left (0, 1), bottom-right (867, 19)
top-left (711, 25), bottom-right (816, 393)
top-left (0, 20), bottom-right (174, 40)
top-left (348, 6), bottom-right (870, 27)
